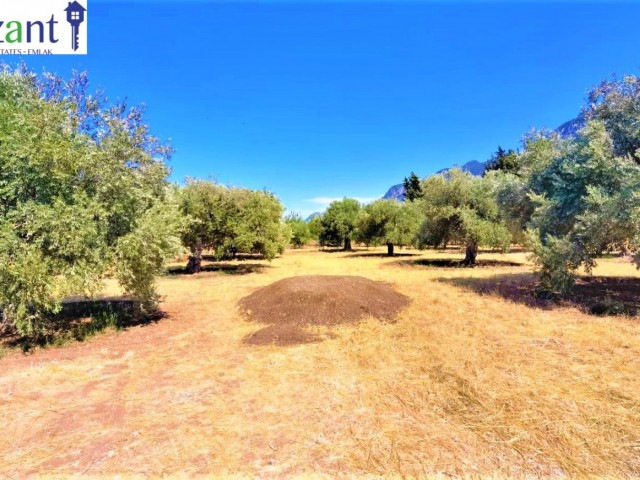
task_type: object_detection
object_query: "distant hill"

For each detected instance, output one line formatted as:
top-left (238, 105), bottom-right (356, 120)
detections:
top-left (382, 184), bottom-right (407, 201)
top-left (436, 159), bottom-right (487, 177)
top-left (305, 212), bottom-right (322, 222)
top-left (556, 116), bottom-right (585, 138)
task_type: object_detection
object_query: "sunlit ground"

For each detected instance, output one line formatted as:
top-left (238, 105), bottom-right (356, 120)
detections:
top-left (1, 246), bottom-right (639, 477)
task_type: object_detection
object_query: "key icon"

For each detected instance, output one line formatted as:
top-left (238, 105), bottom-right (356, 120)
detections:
top-left (64, 1), bottom-right (87, 52)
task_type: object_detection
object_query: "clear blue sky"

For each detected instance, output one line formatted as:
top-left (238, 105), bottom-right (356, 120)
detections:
top-left (16, 0), bottom-right (640, 217)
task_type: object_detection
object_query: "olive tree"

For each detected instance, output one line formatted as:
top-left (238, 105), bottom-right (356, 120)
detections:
top-left (319, 198), bottom-right (361, 250)
top-left (495, 75), bottom-right (640, 294)
top-left (417, 169), bottom-right (511, 265)
top-left (0, 66), bottom-right (185, 337)
top-left (524, 121), bottom-right (640, 293)
top-left (356, 199), bottom-right (422, 256)
top-left (179, 180), bottom-right (288, 273)
top-left (285, 214), bottom-right (313, 248)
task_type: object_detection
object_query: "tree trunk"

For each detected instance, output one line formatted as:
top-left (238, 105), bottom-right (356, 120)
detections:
top-left (462, 241), bottom-right (478, 266)
top-left (387, 243), bottom-right (394, 256)
top-left (186, 245), bottom-right (203, 274)
top-left (344, 237), bottom-right (352, 251)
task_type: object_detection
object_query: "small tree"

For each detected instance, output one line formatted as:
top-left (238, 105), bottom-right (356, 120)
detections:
top-left (179, 180), bottom-right (287, 273)
top-left (417, 169), bottom-right (511, 265)
top-left (320, 198), bottom-right (361, 250)
top-left (403, 172), bottom-right (424, 202)
top-left (356, 200), bottom-right (422, 256)
top-left (484, 146), bottom-right (520, 175)
top-left (285, 214), bottom-right (312, 248)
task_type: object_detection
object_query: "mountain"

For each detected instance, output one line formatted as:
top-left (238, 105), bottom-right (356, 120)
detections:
top-left (436, 159), bottom-right (487, 176)
top-left (382, 184), bottom-right (406, 201)
top-left (305, 212), bottom-right (322, 222)
top-left (556, 116), bottom-right (585, 138)
top-left (383, 160), bottom-right (488, 201)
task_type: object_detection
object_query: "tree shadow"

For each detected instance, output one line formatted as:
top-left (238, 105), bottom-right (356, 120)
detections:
top-left (346, 252), bottom-right (420, 258)
top-left (395, 258), bottom-right (526, 268)
top-left (1, 298), bottom-right (165, 352)
top-left (439, 272), bottom-right (640, 316)
top-left (319, 248), bottom-right (366, 254)
top-left (166, 262), bottom-right (269, 276)
top-left (201, 253), bottom-right (267, 262)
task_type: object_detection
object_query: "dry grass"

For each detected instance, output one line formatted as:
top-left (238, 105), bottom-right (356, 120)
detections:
top-left (1, 247), bottom-right (639, 477)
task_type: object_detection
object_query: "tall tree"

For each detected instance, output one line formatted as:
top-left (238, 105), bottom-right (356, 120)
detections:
top-left (403, 172), bottom-right (424, 202)
top-left (417, 169), bottom-right (511, 265)
top-left (356, 199), bottom-right (422, 256)
top-left (0, 67), bottom-right (185, 337)
top-left (320, 198), bottom-right (361, 250)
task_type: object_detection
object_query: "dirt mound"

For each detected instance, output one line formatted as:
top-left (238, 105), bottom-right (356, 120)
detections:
top-left (239, 275), bottom-right (410, 345)
top-left (243, 324), bottom-right (322, 346)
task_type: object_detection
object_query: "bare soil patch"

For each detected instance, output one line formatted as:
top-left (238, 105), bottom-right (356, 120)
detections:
top-left (239, 275), bottom-right (410, 345)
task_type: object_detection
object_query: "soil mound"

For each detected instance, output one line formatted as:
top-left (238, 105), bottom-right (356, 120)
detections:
top-left (239, 275), bottom-right (410, 346)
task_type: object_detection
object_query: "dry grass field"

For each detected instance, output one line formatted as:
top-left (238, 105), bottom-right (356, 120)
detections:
top-left (1, 247), bottom-right (640, 478)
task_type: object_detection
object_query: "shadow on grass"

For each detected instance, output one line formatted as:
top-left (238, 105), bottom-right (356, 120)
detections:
top-left (395, 258), bottom-right (526, 269)
top-left (438, 272), bottom-right (640, 316)
top-left (166, 262), bottom-right (269, 276)
top-left (319, 248), bottom-right (364, 254)
top-left (346, 252), bottom-right (420, 258)
top-left (1, 298), bottom-right (164, 353)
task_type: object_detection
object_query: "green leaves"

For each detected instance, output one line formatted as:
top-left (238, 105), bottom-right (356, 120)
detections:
top-left (0, 67), bottom-right (181, 337)
top-left (356, 199), bottom-right (421, 249)
top-left (416, 169), bottom-right (512, 257)
top-left (179, 180), bottom-right (287, 261)
top-left (320, 198), bottom-right (361, 249)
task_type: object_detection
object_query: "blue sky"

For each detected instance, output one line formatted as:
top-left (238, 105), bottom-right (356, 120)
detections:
top-left (14, 0), bottom-right (640, 217)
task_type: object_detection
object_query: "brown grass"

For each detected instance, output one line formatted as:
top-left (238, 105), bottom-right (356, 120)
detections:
top-left (0, 247), bottom-right (639, 477)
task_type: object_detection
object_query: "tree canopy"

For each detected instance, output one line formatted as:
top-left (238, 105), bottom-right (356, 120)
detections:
top-left (319, 198), bottom-right (361, 250)
top-left (356, 199), bottom-right (422, 256)
top-left (0, 66), bottom-right (185, 336)
top-left (484, 146), bottom-right (520, 175)
top-left (402, 172), bottom-right (424, 202)
top-left (285, 214), bottom-right (313, 248)
top-left (179, 179), bottom-right (288, 272)
top-left (490, 75), bottom-right (640, 293)
top-left (417, 169), bottom-right (512, 265)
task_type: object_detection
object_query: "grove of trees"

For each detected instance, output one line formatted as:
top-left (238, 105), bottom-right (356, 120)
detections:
top-left (2, 63), bottom-right (639, 341)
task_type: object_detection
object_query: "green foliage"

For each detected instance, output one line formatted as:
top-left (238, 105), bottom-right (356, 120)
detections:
top-left (416, 169), bottom-right (512, 261)
top-left (402, 172), bottom-right (424, 202)
top-left (308, 214), bottom-right (323, 241)
top-left (285, 214), bottom-right (312, 248)
top-left (179, 179), bottom-right (287, 261)
top-left (586, 75), bottom-right (640, 161)
top-left (115, 198), bottom-right (186, 304)
top-left (319, 198), bottom-right (361, 250)
top-left (356, 199), bottom-right (421, 254)
top-left (0, 66), bottom-right (183, 337)
top-left (525, 120), bottom-right (640, 293)
top-left (484, 146), bottom-right (520, 175)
